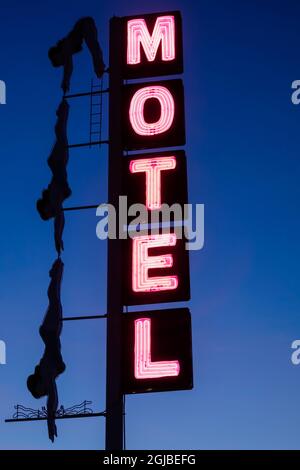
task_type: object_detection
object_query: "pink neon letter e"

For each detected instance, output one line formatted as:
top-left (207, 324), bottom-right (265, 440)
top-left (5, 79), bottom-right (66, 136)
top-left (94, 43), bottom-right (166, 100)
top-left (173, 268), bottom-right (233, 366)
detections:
top-left (132, 233), bottom-right (178, 293)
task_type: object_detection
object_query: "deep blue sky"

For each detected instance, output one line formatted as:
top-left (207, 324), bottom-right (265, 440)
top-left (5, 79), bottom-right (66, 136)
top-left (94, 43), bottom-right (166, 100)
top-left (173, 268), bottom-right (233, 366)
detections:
top-left (0, 0), bottom-right (300, 450)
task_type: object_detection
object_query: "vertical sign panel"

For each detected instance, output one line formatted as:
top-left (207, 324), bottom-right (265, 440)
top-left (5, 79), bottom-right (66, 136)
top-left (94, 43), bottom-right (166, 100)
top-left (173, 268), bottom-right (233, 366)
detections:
top-left (122, 79), bottom-right (185, 150)
top-left (122, 11), bottom-right (183, 79)
top-left (123, 308), bottom-right (193, 394)
top-left (120, 9), bottom-right (193, 395)
top-left (123, 232), bottom-right (190, 306)
top-left (122, 150), bottom-right (188, 218)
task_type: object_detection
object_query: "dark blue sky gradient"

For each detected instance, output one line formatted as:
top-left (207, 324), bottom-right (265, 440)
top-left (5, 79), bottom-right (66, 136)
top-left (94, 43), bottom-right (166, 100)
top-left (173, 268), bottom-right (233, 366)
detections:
top-left (0, 0), bottom-right (300, 449)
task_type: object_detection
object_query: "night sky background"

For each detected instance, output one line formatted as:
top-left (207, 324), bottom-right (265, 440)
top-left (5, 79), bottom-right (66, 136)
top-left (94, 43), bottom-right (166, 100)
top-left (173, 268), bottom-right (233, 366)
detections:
top-left (0, 0), bottom-right (300, 449)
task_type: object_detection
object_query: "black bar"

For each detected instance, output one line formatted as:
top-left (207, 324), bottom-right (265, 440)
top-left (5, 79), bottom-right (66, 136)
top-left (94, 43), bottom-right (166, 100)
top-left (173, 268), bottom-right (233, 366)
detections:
top-left (62, 315), bottom-right (107, 321)
top-left (0, 451), bottom-right (298, 466)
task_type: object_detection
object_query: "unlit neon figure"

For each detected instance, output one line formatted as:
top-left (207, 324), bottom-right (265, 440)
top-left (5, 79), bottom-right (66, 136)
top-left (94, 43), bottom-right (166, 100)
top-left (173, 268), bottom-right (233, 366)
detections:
top-left (37, 99), bottom-right (71, 254)
top-left (27, 258), bottom-right (66, 442)
top-left (48, 16), bottom-right (105, 93)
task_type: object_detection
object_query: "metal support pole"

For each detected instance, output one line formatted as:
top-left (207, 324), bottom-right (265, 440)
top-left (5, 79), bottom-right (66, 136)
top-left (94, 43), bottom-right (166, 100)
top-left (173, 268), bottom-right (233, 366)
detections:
top-left (105, 16), bottom-right (124, 451)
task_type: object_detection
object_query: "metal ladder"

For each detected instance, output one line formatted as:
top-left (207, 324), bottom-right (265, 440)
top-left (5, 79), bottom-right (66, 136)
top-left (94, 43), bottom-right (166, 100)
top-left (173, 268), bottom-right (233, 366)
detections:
top-left (89, 78), bottom-right (103, 148)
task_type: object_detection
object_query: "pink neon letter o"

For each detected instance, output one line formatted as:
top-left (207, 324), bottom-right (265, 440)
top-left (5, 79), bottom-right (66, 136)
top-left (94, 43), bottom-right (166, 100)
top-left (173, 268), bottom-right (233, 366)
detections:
top-left (129, 85), bottom-right (175, 136)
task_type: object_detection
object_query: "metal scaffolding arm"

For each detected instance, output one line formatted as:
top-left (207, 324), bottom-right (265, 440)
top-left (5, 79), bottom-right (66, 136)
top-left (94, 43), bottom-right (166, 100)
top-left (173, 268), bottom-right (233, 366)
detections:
top-left (5, 401), bottom-right (105, 423)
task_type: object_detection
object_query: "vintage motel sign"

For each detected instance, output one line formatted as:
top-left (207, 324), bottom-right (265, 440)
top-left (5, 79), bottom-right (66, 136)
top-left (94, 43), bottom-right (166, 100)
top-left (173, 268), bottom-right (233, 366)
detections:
top-left (120, 10), bottom-right (192, 395)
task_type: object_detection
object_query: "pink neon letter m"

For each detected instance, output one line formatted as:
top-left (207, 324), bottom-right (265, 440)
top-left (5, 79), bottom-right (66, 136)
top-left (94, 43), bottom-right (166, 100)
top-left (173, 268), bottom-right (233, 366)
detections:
top-left (127, 16), bottom-right (176, 65)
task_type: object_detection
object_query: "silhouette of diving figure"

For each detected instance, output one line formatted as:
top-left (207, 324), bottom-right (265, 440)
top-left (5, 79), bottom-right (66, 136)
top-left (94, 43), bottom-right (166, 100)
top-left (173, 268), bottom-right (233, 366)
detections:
top-left (27, 258), bottom-right (66, 442)
top-left (37, 99), bottom-right (71, 253)
top-left (48, 16), bottom-right (105, 94)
